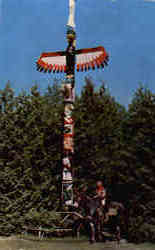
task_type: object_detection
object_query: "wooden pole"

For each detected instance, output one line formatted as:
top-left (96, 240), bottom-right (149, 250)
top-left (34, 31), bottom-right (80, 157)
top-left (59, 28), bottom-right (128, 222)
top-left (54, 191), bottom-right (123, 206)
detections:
top-left (61, 0), bottom-right (76, 207)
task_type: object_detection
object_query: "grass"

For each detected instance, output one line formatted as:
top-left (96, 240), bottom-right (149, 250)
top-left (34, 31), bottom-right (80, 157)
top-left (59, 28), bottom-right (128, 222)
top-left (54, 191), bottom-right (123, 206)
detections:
top-left (0, 236), bottom-right (154, 250)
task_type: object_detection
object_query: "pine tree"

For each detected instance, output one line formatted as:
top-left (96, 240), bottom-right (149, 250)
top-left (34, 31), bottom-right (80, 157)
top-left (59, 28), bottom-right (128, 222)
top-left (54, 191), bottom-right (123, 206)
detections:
top-left (123, 86), bottom-right (155, 242)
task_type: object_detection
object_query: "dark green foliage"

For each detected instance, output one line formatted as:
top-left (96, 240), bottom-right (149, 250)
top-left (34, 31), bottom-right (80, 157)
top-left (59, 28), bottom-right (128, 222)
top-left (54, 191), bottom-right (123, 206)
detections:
top-left (0, 81), bottom-right (62, 235)
top-left (74, 78), bottom-right (126, 190)
top-left (0, 79), bottom-right (154, 243)
top-left (122, 87), bottom-right (155, 243)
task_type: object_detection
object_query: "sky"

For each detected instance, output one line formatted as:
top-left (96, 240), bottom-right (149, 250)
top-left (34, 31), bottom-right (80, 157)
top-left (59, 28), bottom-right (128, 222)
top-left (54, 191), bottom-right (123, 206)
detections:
top-left (0, 0), bottom-right (155, 107)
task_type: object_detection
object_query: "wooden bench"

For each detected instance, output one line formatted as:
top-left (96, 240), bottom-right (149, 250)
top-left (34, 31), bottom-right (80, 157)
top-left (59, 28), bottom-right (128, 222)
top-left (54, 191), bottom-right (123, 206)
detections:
top-left (22, 212), bottom-right (83, 239)
top-left (22, 226), bottom-right (73, 239)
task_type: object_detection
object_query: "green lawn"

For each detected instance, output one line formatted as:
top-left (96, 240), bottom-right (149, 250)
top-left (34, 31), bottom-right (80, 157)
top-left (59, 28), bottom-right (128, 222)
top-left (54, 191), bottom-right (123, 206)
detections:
top-left (0, 236), bottom-right (154, 250)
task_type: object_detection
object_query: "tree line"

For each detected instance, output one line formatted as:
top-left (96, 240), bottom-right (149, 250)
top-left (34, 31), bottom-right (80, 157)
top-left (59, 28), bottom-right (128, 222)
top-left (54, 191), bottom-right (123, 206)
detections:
top-left (0, 78), bottom-right (154, 242)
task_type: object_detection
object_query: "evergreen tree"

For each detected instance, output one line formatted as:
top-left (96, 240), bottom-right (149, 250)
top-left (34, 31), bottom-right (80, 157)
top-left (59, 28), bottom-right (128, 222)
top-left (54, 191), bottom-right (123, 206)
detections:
top-left (0, 79), bottom-right (154, 242)
top-left (122, 86), bottom-right (155, 242)
top-left (74, 77), bottom-right (126, 191)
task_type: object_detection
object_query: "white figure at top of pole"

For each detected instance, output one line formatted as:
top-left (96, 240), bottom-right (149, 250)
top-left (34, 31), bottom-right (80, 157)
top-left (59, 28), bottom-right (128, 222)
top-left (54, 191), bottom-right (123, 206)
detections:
top-left (67, 0), bottom-right (76, 28)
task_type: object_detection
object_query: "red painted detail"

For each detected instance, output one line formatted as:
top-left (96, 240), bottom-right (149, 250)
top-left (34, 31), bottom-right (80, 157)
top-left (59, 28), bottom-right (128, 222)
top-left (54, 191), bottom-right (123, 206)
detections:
top-left (55, 64), bottom-right (59, 73)
top-left (95, 58), bottom-right (102, 68)
top-left (77, 64), bottom-right (80, 72)
top-left (64, 134), bottom-right (74, 137)
top-left (81, 64), bottom-right (84, 72)
top-left (60, 65), bottom-right (63, 73)
top-left (48, 64), bottom-right (53, 73)
top-left (64, 65), bottom-right (66, 73)
top-left (64, 120), bottom-right (74, 125)
top-left (52, 65), bottom-right (56, 73)
top-left (91, 61), bottom-right (95, 70)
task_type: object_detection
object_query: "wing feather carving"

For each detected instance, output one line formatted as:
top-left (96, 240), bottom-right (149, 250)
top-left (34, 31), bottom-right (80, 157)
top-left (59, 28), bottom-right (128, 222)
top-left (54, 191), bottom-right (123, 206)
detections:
top-left (36, 46), bottom-right (109, 73)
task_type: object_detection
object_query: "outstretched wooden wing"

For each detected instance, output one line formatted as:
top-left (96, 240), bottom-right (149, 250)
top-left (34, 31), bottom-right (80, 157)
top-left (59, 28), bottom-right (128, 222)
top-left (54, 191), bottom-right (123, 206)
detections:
top-left (36, 46), bottom-right (109, 73)
top-left (76, 46), bottom-right (109, 72)
top-left (36, 50), bottom-right (66, 73)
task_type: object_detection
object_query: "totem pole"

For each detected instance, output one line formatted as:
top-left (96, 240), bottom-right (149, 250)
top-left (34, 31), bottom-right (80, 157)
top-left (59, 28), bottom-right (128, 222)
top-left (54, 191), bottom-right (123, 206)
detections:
top-left (36, 0), bottom-right (109, 207)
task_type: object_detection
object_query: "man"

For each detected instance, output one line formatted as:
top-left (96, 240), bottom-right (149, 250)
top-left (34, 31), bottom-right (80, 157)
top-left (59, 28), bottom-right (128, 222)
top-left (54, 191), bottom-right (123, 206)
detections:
top-left (95, 181), bottom-right (106, 206)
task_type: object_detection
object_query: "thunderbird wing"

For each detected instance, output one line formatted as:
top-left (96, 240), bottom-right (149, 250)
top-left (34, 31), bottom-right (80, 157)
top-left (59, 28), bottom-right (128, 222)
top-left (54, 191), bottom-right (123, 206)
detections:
top-left (36, 46), bottom-right (109, 73)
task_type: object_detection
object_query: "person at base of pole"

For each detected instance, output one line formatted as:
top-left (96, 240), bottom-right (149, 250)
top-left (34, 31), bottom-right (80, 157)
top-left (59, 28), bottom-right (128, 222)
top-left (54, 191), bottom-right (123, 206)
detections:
top-left (95, 180), bottom-right (106, 207)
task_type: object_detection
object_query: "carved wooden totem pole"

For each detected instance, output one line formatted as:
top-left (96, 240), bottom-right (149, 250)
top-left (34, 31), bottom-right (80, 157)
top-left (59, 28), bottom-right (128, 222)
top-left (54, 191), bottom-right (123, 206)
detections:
top-left (36, 0), bottom-right (109, 207)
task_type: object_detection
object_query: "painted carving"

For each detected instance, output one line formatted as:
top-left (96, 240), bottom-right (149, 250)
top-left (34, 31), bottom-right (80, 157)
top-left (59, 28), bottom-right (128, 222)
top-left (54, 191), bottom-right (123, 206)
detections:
top-left (64, 116), bottom-right (73, 124)
top-left (64, 103), bottom-right (73, 117)
top-left (64, 123), bottom-right (74, 135)
top-left (36, 0), bottom-right (109, 208)
top-left (61, 83), bottom-right (74, 102)
top-left (63, 157), bottom-right (71, 168)
top-left (64, 136), bottom-right (74, 152)
top-left (63, 183), bottom-right (73, 205)
top-left (63, 168), bottom-right (72, 182)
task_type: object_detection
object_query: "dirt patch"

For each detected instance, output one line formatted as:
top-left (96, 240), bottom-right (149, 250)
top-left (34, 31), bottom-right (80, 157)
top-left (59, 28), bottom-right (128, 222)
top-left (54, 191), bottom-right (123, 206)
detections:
top-left (0, 237), bottom-right (153, 250)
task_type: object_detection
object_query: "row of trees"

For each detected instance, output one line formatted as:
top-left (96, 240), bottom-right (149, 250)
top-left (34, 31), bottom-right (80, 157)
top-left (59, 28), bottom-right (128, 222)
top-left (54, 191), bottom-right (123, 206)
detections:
top-left (0, 78), bottom-right (154, 242)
